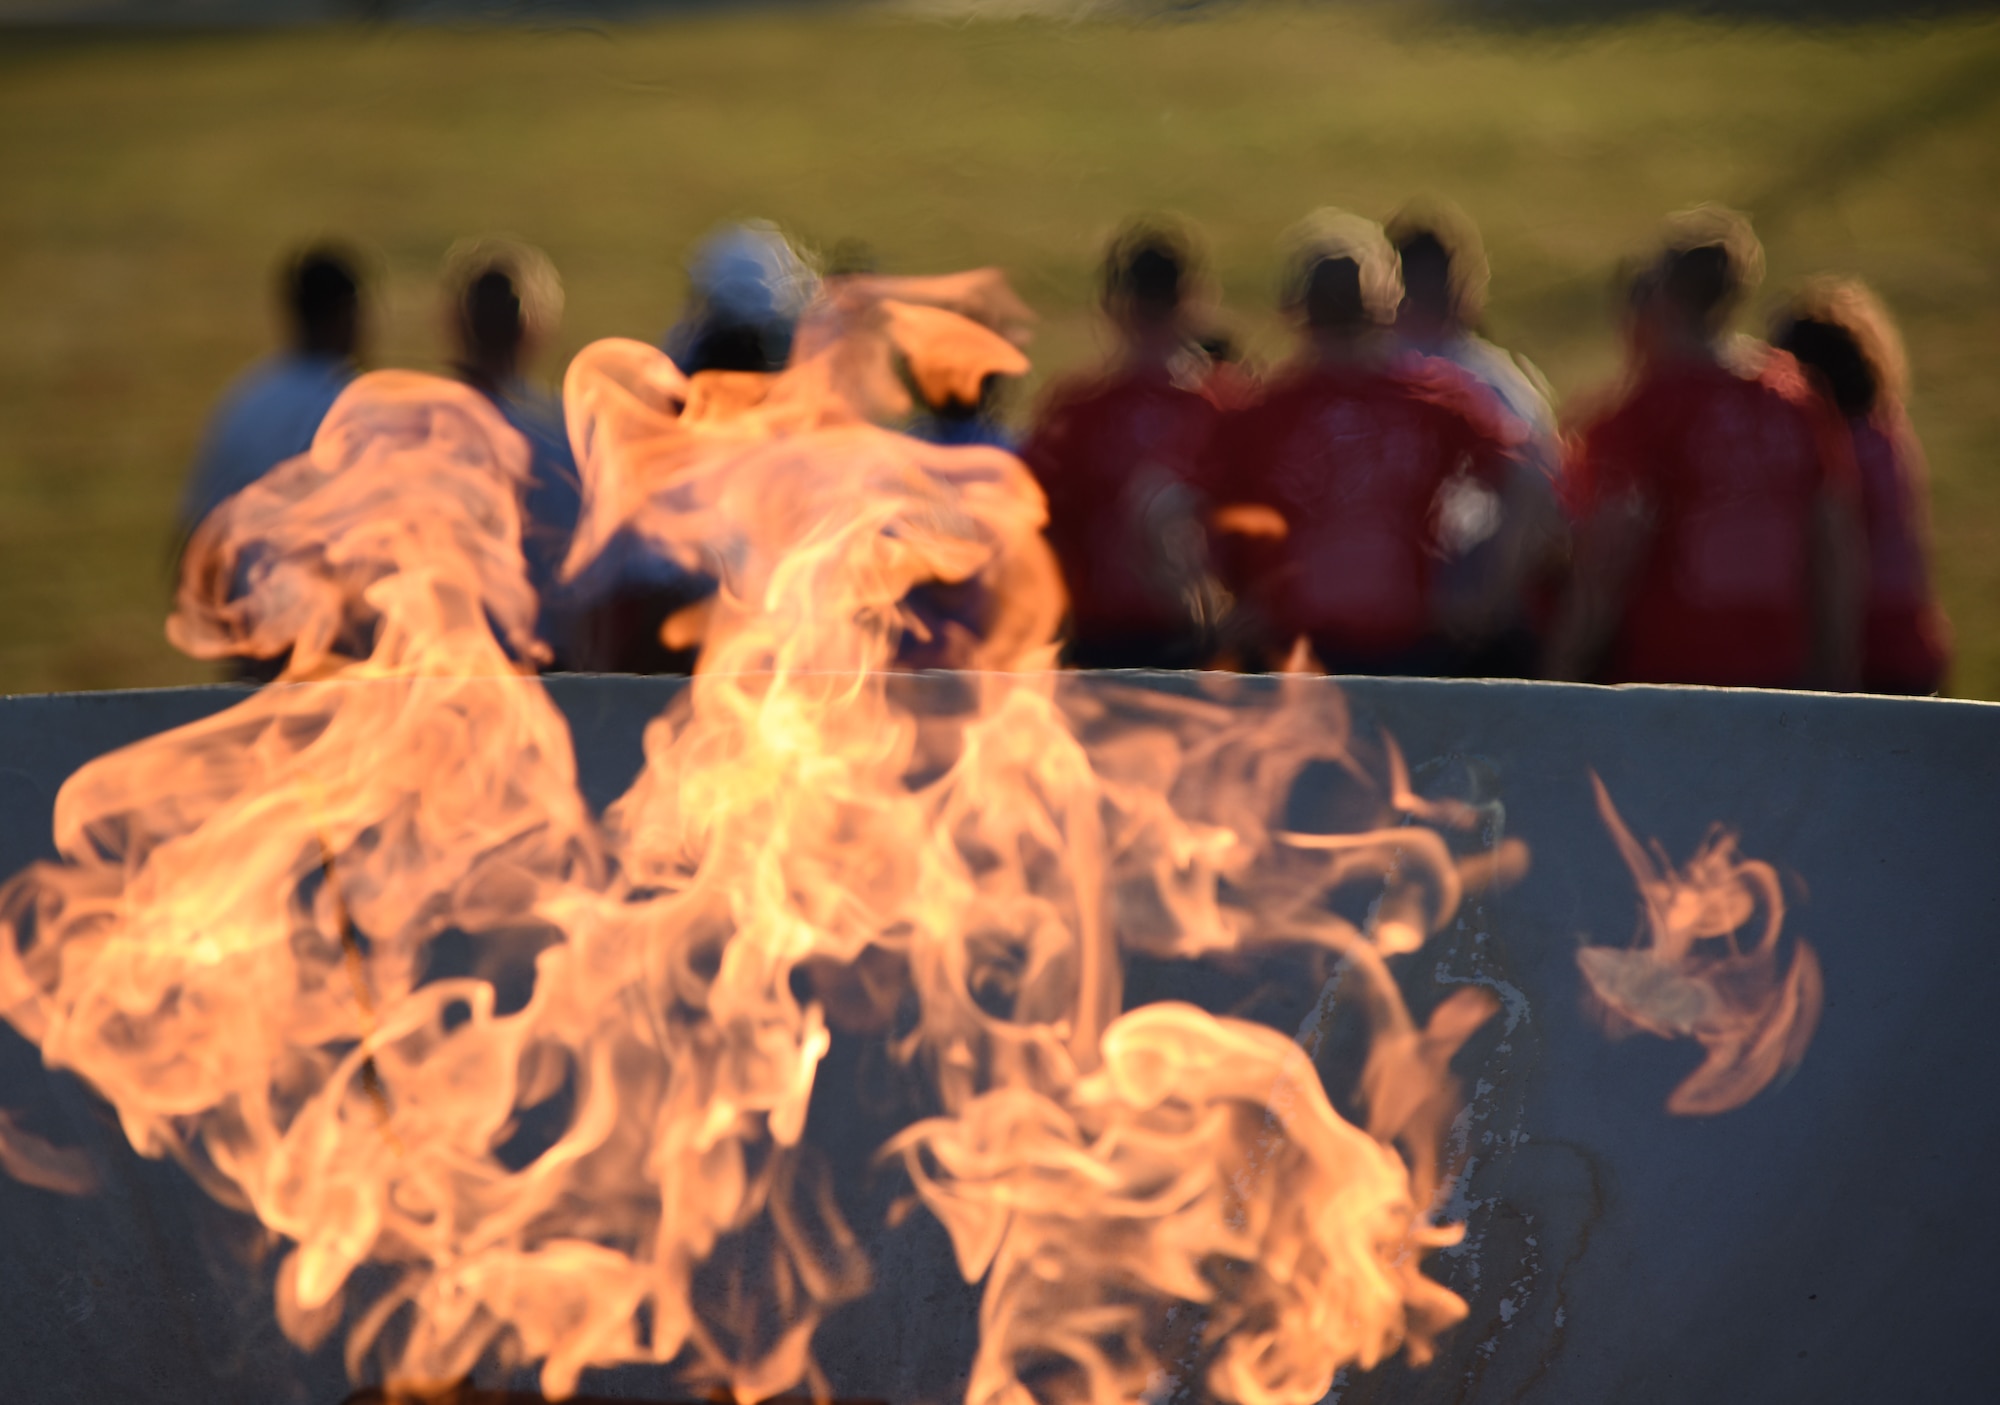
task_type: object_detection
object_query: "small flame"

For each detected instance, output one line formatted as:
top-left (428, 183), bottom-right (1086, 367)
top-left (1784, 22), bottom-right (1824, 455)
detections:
top-left (1577, 774), bottom-right (1824, 1116)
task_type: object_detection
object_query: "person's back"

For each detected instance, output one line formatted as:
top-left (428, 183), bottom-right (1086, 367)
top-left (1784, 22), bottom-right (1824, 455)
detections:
top-left (1773, 278), bottom-right (1950, 694)
top-left (443, 238), bottom-right (586, 669)
top-left (1389, 200), bottom-right (1560, 482)
top-left (1387, 199), bottom-right (1564, 674)
top-left (1575, 352), bottom-right (1847, 685)
top-left (1552, 208), bottom-right (1862, 690)
top-left (1022, 222), bottom-right (1222, 669)
top-left (1218, 355), bottom-right (1518, 669)
top-left (180, 246), bottom-right (363, 538)
top-left (1207, 210), bottom-right (1522, 674)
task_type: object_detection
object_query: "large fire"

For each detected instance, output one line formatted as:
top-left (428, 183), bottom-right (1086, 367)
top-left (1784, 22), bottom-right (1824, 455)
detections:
top-left (0, 273), bottom-right (1819, 1402)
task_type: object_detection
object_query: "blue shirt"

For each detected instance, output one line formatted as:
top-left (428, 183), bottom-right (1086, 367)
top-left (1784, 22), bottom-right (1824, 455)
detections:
top-left (181, 351), bottom-right (354, 533)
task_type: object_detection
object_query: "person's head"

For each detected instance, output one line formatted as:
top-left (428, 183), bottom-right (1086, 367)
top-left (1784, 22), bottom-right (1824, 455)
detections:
top-left (681, 220), bottom-right (816, 374)
top-left (1386, 195), bottom-right (1488, 338)
top-left (1100, 218), bottom-right (1199, 339)
top-left (283, 244), bottom-right (363, 358)
top-left (1648, 204), bottom-right (1764, 345)
top-left (1771, 275), bottom-right (1908, 420)
top-left (1283, 208), bottom-right (1402, 342)
top-left (442, 236), bottom-right (564, 382)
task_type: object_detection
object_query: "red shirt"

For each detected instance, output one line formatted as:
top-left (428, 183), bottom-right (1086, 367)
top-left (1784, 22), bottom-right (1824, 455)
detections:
top-left (1021, 368), bottom-right (1221, 640)
top-left (1207, 356), bottom-right (1520, 656)
top-left (1851, 411), bottom-right (1950, 693)
top-left (1571, 352), bottom-right (1855, 688)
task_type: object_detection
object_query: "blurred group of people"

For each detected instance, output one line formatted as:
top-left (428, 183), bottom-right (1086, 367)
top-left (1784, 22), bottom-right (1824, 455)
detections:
top-left (1026, 203), bottom-right (1948, 695)
top-left (183, 201), bottom-right (1950, 695)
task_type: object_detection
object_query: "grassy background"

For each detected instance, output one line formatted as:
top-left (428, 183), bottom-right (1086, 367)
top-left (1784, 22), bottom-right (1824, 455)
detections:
top-left (2, 3), bottom-right (1996, 694)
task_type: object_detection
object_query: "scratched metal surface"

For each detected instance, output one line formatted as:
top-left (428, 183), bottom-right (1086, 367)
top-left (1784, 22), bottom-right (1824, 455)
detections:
top-left (0, 675), bottom-right (1991, 1405)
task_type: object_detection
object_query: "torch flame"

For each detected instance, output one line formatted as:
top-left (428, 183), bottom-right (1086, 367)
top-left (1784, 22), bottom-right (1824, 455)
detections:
top-left (0, 269), bottom-right (1795, 1405)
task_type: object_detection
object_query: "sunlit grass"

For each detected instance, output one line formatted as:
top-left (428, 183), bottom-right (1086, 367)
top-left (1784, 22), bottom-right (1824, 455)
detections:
top-left (1, 5), bottom-right (1996, 693)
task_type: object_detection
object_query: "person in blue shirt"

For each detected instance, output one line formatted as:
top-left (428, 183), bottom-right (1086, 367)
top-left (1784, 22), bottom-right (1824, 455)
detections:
top-left (565, 220), bottom-right (823, 673)
top-left (661, 220), bottom-right (817, 375)
top-left (441, 237), bottom-right (584, 670)
top-left (178, 245), bottom-right (365, 545)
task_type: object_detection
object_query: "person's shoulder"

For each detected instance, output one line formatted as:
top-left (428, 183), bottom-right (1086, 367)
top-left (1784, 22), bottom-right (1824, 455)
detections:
top-left (1736, 344), bottom-right (1854, 458)
top-left (1436, 332), bottom-right (1520, 387)
top-left (1216, 362), bottom-right (1321, 427)
top-left (1384, 348), bottom-right (1485, 403)
top-left (1385, 350), bottom-right (1526, 444)
top-left (1464, 334), bottom-right (1560, 429)
top-left (1040, 367), bottom-right (1215, 425)
top-left (1197, 361), bottom-right (1260, 414)
top-left (1726, 339), bottom-right (1814, 407)
top-left (1564, 368), bottom-right (1662, 452)
top-left (205, 354), bottom-right (352, 441)
top-left (1256, 359), bottom-right (1341, 401)
top-left (502, 379), bottom-right (566, 426)
top-left (494, 383), bottom-right (576, 466)
top-left (213, 351), bottom-right (314, 405)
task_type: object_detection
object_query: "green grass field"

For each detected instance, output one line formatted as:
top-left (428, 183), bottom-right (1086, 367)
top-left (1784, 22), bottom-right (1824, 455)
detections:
top-left (2, 4), bottom-right (1997, 694)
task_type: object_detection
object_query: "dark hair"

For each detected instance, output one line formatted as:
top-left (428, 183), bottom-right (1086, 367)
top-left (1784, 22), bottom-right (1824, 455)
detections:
top-left (1659, 244), bottom-right (1740, 328)
top-left (284, 245), bottom-right (360, 338)
top-left (1652, 205), bottom-right (1763, 334)
top-left (463, 268), bottom-right (525, 358)
top-left (1281, 209), bottom-right (1399, 329)
top-left (1102, 220), bottom-right (1196, 322)
top-left (1397, 230), bottom-right (1449, 269)
top-left (1301, 256), bottom-right (1367, 332)
top-left (1774, 318), bottom-right (1873, 417)
top-left (1386, 195), bottom-right (1489, 325)
top-left (1770, 276), bottom-right (1908, 420)
top-left (441, 236), bottom-right (563, 344)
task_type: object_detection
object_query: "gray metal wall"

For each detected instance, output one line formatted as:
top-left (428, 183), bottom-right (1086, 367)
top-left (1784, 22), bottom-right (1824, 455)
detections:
top-left (0, 676), bottom-right (1992, 1404)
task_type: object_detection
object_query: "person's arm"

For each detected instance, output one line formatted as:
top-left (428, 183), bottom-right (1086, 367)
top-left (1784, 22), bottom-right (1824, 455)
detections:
top-left (1806, 486), bottom-right (1863, 691)
top-left (1432, 444), bottom-right (1557, 647)
top-left (1799, 395), bottom-right (1863, 692)
top-left (1198, 409), bottom-right (1271, 593)
top-left (1200, 409), bottom-right (1288, 667)
top-left (1018, 390), bottom-right (1078, 547)
top-left (1543, 487), bottom-right (1652, 683)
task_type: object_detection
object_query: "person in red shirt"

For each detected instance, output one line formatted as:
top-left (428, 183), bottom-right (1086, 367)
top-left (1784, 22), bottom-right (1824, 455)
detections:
top-left (1548, 208), bottom-right (1863, 690)
top-left (1388, 197), bottom-right (1569, 677)
top-left (1021, 221), bottom-right (1228, 670)
top-left (1773, 277), bottom-right (1951, 695)
top-left (1205, 210), bottom-right (1530, 675)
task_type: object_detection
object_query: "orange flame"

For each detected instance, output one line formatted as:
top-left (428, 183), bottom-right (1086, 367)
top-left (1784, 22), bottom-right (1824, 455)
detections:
top-left (0, 273), bottom-right (1547, 1402)
top-left (1578, 774), bottom-right (1824, 1115)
